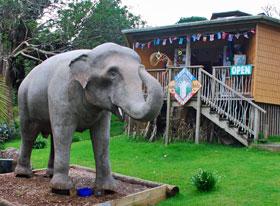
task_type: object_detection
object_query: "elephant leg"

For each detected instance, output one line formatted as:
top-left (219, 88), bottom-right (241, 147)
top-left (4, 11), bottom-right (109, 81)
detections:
top-left (15, 119), bottom-right (39, 178)
top-left (46, 134), bottom-right (54, 177)
top-left (90, 112), bottom-right (117, 192)
top-left (50, 122), bottom-right (75, 192)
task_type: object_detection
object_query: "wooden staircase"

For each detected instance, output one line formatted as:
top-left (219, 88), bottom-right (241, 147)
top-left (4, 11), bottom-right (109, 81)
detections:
top-left (148, 66), bottom-right (266, 146)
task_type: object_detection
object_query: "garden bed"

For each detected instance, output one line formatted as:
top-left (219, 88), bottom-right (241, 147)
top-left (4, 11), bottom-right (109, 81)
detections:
top-left (0, 165), bottom-right (179, 206)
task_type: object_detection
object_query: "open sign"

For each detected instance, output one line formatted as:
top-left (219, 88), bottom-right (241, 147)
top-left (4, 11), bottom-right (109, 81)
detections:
top-left (230, 65), bottom-right (253, 76)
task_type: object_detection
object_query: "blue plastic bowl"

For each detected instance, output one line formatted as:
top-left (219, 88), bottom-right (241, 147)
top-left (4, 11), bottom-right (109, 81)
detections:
top-left (76, 187), bottom-right (93, 197)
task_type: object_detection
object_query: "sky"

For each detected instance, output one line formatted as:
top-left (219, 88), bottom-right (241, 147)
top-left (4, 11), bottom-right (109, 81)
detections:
top-left (122, 0), bottom-right (280, 26)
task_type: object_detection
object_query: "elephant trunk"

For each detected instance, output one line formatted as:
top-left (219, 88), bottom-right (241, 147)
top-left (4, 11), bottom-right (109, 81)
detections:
top-left (125, 67), bottom-right (163, 122)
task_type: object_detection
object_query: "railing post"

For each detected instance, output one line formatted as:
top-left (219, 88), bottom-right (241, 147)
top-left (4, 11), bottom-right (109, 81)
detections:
top-left (211, 67), bottom-right (216, 99)
top-left (254, 108), bottom-right (260, 141)
top-left (165, 68), bottom-right (172, 146)
top-left (195, 68), bottom-right (202, 144)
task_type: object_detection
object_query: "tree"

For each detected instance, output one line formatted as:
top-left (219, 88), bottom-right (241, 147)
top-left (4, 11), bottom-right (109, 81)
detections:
top-left (38, 0), bottom-right (145, 49)
top-left (262, 4), bottom-right (280, 18)
top-left (0, 0), bottom-right (54, 122)
top-left (176, 16), bottom-right (207, 24)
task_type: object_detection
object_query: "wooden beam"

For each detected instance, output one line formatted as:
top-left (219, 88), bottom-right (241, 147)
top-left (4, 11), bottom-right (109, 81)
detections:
top-left (195, 68), bottom-right (202, 144)
top-left (185, 39), bottom-right (191, 66)
top-left (165, 68), bottom-right (172, 146)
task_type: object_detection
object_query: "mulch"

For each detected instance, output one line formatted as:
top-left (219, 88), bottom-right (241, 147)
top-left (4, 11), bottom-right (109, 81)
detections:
top-left (0, 167), bottom-right (151, 206)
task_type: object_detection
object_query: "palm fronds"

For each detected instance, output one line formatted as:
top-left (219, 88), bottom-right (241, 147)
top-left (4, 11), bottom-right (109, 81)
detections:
top-left (0, 76), bottom-right (12, 122)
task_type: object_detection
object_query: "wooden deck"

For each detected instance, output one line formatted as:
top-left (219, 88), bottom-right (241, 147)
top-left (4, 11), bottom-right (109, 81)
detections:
top-left (146, 66), bottom-right (266, 146)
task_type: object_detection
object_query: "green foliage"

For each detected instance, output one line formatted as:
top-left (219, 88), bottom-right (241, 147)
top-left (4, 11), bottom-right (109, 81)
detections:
top-left (35, 0), bottom-right (145, 50)
top-left (0, 77), bottom-right (11, 122)
top-left (0, 122), bottom-right (17, 143)
top-left (111, 115), bottom-right (124, 136)
top-left (176, 16), bottom-right (207, 24)
top-left (32, 136), bottom-right (47, 149)
top-left (72, 135), bottom-right (81, 143)
top-left (191, 169), bottom-right (220, 192)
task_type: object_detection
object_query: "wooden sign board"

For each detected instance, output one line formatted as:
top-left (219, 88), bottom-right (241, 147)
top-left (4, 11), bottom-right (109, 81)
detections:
top-left (169, 68), bottom-right (201, 105)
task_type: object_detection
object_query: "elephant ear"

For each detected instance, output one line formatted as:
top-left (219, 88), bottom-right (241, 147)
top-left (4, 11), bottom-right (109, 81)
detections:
top-left (69, 54), bottom-right (90, 89)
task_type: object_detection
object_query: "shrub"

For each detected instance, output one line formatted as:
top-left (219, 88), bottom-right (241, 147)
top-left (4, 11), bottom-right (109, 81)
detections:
top-left (33, 137), bottom-right (48, 149)
top-left (72, 135), bottom-right (81, 143)
top-left (191, 168), bottom-right (220, 192)
top-left (0, 123), bottom-right (17, 142)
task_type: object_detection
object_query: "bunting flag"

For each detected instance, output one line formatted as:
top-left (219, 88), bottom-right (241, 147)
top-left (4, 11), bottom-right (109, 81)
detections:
top-left (179, 37), bottom-right (184, 45)
top-left (222, 32), bottom-right (228, 40)
top-left (197, 33), bottom-right (202, 41)
top-left (228, 34), bottom-right (234, 42)
top-left (133, 29), bottom-right (255, 49)
top-left (169, 37), bottom-right (173, 44)
top-left (217, 32), bottom-right (222, 40)
top-left (235, 33), bottom-right (240, 39)
top-left (210, 34), bottom-right (215, 41)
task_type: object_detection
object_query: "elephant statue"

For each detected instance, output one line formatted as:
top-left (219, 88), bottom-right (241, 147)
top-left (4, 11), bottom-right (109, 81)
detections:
top-left (15, 43), bottom-right (164, 193)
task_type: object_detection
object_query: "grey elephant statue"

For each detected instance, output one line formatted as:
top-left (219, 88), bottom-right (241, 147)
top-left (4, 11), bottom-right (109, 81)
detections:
top-left (15, 43), bottom-right (164, 194)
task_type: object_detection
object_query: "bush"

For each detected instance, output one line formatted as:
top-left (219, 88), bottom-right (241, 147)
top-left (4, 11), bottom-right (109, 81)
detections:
top-left (0, 123), bottom-right (17, 142)
top-left (33, 137), bottom-right (48, 149)
top-left (191, 168), bottom-right (220, 192)
top-left (72, 135), bottom-right (81, 143)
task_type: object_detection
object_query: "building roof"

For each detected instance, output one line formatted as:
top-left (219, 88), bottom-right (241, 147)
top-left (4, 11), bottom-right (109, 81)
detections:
top-left (210, 10), bottom-right (251, 20)
top-left (122, 15), bottom-right (280, 40)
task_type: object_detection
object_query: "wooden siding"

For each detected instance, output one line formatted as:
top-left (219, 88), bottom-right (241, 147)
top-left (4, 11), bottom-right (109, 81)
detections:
top-left (254, 24), bottom-right (280, 105)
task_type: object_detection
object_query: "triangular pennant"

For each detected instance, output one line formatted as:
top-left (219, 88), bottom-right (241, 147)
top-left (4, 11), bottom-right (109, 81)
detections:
top-left (228, 34), bottom-right (233, 41)
top-left (222, 32), bottom-right (228, 40)
top-left (210, 34), bottom-right (214, 41)
top-left (235, 33), bottom-right (240, 39)
top-left (179, 37), bottom-right (184, 45)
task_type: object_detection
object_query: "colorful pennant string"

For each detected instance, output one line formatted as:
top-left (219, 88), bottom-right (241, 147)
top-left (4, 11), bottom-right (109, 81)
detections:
top-left (133, 29), bottom-right (256, 49)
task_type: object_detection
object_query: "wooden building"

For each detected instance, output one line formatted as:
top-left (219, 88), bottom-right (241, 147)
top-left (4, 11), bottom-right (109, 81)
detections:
top-left (122, 11), bottom-right (280, 146)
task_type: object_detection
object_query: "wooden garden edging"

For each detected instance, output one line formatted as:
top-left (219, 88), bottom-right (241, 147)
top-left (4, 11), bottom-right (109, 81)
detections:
top-left (0, 165), bottom-right (179, 206)
top-left (71, 165), bottom-right (179, 206)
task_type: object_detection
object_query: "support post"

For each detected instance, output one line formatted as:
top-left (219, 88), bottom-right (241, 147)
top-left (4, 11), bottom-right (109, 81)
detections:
top-left (185, 39), bottom-right (191, 66)
top-left (195, 68), bottom-right (202, 144)
top-left (254, 108), bottom-right (260, 141)
top-left (165, 68), bottom-right (172, 146)
top-left (127, 116), bottom-right (131, 137)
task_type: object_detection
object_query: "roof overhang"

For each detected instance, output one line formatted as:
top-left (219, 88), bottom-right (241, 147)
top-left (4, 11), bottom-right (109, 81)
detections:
top-left (122, 15), bottom-right (280, 44)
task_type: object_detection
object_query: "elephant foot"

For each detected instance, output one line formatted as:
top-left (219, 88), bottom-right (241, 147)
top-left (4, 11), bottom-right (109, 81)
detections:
top-left (44, 168), bottom-right (53, 178)
top-left (95, 175), bottom-right (117, 194)
top-left (14, 164), bottom-right (33, 178)
top-left (50, 173), bottom-right (73, 195)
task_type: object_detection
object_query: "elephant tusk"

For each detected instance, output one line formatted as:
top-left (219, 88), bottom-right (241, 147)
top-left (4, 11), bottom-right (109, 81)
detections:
top-left (118, 107), bottom-right (123, 118)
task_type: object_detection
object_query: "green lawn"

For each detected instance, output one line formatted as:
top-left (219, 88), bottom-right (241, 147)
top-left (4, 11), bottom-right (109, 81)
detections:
top-left (5, 134), bottom-right (280, 206)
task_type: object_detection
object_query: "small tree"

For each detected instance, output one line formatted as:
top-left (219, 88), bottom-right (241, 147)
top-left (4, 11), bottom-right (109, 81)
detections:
top-left (262, 4), bottom-right (280, 18)
top-left (176, 16), bottom-right (207, 24)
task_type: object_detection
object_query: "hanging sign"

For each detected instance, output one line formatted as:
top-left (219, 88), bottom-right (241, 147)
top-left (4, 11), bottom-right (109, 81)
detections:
top-left (169, 68), bottom-right (201, 105)
top-left (230, 65), bottom-right (253, 76)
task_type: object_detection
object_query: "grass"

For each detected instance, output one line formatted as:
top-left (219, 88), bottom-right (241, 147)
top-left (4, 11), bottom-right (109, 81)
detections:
top-left (5, 135), bottom-right (280, 206)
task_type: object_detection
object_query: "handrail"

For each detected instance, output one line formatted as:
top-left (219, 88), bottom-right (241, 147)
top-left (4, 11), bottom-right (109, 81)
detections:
top-left (200, 69), bottom-right (265, 113)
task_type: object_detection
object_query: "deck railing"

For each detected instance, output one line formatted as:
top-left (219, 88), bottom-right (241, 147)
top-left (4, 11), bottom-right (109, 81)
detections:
top-left (147, 66), bottom-right (201, 95)
top-left (212, 66), bottom-right (253, 97)
top-left (199, 68), bottom-right (265, 139)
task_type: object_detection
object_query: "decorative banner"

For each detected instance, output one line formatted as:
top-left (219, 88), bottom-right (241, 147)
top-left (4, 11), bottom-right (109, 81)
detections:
top-left (230, 65), bottom-right (253, 76)
top-left (169, 68), bottom-right (201, 105)
top-left (133, 29), bottom-right (256, 49)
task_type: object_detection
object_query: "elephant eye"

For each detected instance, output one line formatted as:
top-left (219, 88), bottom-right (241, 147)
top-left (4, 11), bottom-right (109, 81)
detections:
top-left (107, 67), bottom-right (119, 79)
